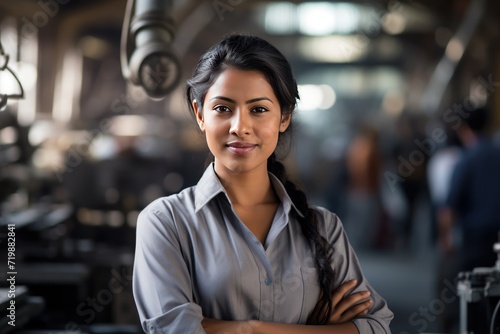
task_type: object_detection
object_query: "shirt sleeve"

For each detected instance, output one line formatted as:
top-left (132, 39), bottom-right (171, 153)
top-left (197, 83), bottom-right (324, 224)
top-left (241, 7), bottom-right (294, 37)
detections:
top-left (316, 207), bottom-right (394, 333)
top-left (133, 200), bottom-right (206, 334)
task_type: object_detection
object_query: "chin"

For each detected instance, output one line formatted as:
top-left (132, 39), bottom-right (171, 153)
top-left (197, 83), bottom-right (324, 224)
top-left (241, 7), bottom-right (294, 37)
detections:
top-left (217, 159), bottom-right (264, 175)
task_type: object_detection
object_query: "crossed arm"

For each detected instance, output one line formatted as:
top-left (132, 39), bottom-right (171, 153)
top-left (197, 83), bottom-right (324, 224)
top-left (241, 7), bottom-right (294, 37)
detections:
top-left (133, 205), bottom-right (393, 333)
top-left (202, 279), bottom-right (372, 334)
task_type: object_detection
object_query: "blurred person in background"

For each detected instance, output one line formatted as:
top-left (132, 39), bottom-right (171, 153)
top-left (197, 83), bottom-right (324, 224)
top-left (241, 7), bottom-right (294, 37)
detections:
top-left (391, 113), bottom-right (430, 250)
top-left (426, 127), bottom-right (463, 332)
top-left (341, 126), bottom-right (386, 251)
top-left (427, 129), bottom-right (463, 243)
top-left (438, 106), bottom-right (500, 270)
top-left (132, 34), bottom-right (393, 333)
top-left (437, 106), bottom-right (500, 331)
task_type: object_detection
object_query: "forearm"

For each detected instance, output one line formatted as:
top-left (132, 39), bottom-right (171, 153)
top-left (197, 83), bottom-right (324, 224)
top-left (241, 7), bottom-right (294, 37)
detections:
top-left (202, 318), bottom-right (358, 334)
top-left (437, 207), bottom-right (454, 237)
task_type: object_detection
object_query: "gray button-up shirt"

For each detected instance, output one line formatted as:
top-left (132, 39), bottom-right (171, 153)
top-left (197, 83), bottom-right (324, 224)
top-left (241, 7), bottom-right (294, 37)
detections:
top-left (133, 164), bottom-right (393, 333)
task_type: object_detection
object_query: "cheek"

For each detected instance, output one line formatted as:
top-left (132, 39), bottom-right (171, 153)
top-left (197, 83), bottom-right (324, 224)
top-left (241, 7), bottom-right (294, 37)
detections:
top-left (203, 113), bottom-right (228, 130)
top-left (203, 121), bottom-right (226, 144)
top-left (258, 124), bottom-right (281, 144)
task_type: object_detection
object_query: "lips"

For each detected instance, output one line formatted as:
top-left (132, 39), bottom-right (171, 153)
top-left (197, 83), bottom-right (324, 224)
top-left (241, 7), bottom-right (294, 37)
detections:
top-left (226, 141), bottom-right (257, 154)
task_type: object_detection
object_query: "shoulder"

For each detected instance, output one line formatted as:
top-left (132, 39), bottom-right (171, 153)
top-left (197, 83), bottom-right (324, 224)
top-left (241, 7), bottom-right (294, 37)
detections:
top-left (310, 206), bottom-right (358, 266)
top-left (146, 185), bottom-right (197, 212)
top-left (310, 205), bottom-right (346, 240)
top-left (451, 144), bottom-right (492, 177)
top-left (311, 205), bottom-right (341, 224)
top-left (137, 186), bottom-right (197, 231)
top-left (461, 140), bottom-right (498, 160)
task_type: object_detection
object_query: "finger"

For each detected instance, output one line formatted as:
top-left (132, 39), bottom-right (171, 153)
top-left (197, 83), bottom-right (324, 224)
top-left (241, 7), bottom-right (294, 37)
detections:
top-left (333, 290), bottom-right (371, 315)
top-left (343, 291), bottom-right (371, 306)
top-left (331, 279), bottom-right (358, 307)
top-left (339, 299), bottom-right (372, 322)
top-left (329, 298), bottom-right (372, 324)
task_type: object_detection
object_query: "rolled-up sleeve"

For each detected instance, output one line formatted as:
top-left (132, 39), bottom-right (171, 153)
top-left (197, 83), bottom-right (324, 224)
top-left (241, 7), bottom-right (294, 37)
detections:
top-left (133, 201), bottom-right (205, 334)
top-left (317, 207), bottom-right (393, 333)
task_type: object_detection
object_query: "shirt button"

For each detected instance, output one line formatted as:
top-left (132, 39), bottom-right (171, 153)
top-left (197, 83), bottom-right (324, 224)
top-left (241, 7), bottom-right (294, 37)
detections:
top-left (265, 277), bottom-right (272, 285)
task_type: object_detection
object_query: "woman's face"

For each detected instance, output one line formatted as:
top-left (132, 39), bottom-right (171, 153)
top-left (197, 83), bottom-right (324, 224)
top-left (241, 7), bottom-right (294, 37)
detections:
top-left (193, 68), bottom-right (290, 177)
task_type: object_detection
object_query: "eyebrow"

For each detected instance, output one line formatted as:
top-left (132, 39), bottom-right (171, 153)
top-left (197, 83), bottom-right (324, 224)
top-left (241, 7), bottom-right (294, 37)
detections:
top-left (209, 96), bottom-right (274, 104)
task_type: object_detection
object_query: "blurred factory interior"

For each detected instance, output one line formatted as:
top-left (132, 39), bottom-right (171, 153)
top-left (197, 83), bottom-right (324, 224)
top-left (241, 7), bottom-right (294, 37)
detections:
top-left (0, 0), bottom-right (499, 333)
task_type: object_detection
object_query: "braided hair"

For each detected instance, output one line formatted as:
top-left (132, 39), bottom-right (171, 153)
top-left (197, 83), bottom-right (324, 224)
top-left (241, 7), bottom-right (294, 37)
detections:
top-left (186, 34), bottom-right (335, 324)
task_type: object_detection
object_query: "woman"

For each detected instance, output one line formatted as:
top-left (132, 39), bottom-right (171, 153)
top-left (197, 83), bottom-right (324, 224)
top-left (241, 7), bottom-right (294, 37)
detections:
top-left (133, 34), bottom-right (393, 333)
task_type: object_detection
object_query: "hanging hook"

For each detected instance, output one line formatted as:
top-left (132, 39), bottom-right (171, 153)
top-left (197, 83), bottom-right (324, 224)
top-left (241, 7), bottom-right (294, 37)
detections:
top-left (0, 36), bottom-right (25, 109)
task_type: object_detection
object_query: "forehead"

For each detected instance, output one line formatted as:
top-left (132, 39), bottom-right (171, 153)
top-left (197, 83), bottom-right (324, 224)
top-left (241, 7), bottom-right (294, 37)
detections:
top-left (205, 68), bottom-right (277, 101)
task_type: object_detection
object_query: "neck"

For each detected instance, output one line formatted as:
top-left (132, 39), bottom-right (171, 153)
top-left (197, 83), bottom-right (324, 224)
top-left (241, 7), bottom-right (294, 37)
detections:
top-left (458, 126), bottom-right (479, 148)
top-left (214, 163), bottom-right (276, 206)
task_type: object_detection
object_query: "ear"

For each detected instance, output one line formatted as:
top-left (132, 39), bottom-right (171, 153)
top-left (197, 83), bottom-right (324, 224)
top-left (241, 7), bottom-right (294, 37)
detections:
top-left (192, 99), bottom-right (205, 132)
top-left (279, 113), bottom-right (291, 133)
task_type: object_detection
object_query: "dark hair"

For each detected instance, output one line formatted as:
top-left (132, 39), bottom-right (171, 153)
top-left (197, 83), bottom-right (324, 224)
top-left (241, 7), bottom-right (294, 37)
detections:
top-left (462, 106), bottom-right (490, 133)
top-left (186, 34), bottom-right (335, 324)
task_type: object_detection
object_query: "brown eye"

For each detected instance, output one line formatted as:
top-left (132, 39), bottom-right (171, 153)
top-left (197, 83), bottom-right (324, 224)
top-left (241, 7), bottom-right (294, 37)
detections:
top-left (214, 105), bottom-right (230, 113)
top-left (252, 106), bottom-right (268, 113)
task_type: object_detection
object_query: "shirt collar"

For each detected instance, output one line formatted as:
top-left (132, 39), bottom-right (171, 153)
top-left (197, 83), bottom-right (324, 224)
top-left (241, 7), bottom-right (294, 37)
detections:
top-left (194, 163), bottom-right (304, 218)
top-left (194, 163), bottom-right (226, 212)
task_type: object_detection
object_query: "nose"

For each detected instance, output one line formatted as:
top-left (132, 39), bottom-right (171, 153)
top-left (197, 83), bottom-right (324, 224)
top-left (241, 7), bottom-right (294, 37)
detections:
top-left (230, 110), bottom-right (252, 137)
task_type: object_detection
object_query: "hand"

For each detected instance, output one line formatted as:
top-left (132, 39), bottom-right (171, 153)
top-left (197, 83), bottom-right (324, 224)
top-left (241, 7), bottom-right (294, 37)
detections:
top-left (327, 279), bottom-right (372, 324)
top-left (308, 279), bottom-right (372, 324)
